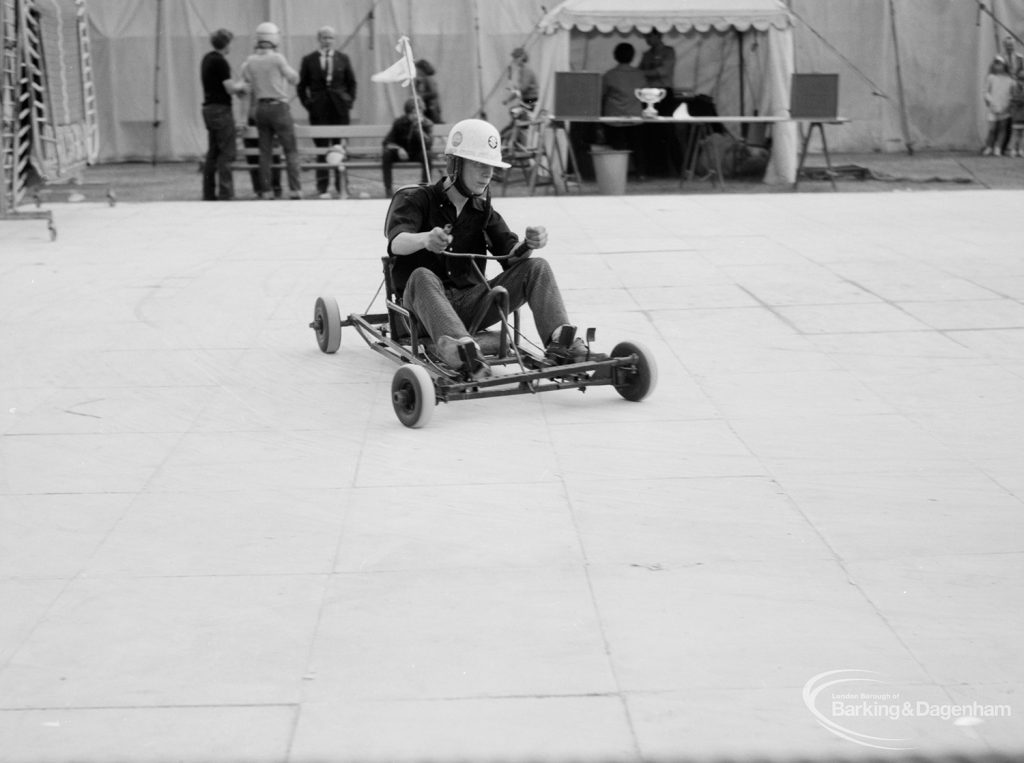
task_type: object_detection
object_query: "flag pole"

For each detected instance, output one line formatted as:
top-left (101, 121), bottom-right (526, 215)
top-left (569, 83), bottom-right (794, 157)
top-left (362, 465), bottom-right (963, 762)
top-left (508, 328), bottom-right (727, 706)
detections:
top-left (401, 37), bottom-right (432, 182)
top-left (372, 36), bottom-right (431, 182)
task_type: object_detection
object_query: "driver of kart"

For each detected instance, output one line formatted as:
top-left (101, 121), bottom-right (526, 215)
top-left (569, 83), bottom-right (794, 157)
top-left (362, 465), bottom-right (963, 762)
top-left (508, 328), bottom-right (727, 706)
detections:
top-left (386, 117), bottom-right (597, 378)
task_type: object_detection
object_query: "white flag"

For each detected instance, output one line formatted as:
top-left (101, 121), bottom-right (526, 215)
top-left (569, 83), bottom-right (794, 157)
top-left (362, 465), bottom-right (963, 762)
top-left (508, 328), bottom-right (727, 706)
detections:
top-left (371, 36), bottom-right (416, 86)
top-left (370, 57), bottom-right (412, 85)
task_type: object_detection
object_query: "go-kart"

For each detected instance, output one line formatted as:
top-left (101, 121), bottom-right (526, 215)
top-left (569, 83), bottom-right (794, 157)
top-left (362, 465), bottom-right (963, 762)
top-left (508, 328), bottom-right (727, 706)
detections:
top-left (309, 190), bottom-right (656, 427)
top-left (310, 252), bottom-right (656, 427)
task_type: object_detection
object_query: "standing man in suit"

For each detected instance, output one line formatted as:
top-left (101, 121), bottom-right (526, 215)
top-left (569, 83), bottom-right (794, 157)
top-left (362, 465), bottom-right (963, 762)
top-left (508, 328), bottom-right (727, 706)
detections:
top-left (298, 26), bottom-right (357, 199)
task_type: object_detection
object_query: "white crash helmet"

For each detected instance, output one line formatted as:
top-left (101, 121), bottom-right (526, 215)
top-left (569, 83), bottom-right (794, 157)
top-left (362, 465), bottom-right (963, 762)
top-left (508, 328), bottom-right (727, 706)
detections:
top-left (444, 119), bottom-right (511, 169)
top-left (255, 21), bottom-right (280, 47)
top-left (325, 144), bottom-right (346, 166)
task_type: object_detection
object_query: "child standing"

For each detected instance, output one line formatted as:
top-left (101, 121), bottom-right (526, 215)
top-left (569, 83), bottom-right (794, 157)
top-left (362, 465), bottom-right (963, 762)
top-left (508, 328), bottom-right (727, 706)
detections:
top-left (1008, 75), bottom-right (1024, 157)
top-left (982, 55), bottom-right (1014, 156)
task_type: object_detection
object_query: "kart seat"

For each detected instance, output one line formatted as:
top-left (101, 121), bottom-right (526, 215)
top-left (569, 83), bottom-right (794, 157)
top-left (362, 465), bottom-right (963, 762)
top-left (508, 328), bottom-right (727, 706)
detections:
top-left (380, 257), bottom-right (519, 359)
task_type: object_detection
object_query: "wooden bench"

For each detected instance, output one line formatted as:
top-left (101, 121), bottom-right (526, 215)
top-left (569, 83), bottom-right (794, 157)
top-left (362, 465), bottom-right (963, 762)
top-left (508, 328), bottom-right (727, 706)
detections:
top-left (233, 123), bottom-right (451, 199)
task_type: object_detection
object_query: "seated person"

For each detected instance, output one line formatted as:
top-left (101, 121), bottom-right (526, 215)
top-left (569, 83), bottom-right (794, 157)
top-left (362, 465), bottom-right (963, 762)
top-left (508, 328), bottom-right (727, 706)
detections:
top-left (382, 97), bottom-right (434, 197)
top-left (385, 118), bottom-right (597, 378)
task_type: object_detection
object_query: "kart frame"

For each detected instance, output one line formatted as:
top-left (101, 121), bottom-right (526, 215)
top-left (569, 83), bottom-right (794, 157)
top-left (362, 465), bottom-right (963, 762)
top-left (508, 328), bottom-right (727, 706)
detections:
top-left (310, 186), bottom-right (655, 426)
top-left (311, 252), bottom-right (656, 427)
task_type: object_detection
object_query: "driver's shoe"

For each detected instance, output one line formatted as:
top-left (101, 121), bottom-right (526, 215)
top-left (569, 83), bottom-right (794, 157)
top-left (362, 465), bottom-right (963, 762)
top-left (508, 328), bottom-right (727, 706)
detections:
top-left (437, 335), bottom-right (492, 380)
top-left (545, 325), bottom-right (605, 364)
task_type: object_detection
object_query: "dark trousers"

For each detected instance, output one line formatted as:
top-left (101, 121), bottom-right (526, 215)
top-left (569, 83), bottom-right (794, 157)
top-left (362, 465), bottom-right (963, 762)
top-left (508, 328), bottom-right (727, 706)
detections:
top-left (309, 101), bottom-right (349, 193)
top-left (403, 258), bottom-right (569, 345)
top-left (382, 147), bottom-right (428, 196)
top-left (987, 117), bottom-right (1011, 152)
top-left (201, 104), bottom-right (236, 200)
top-left (255, 101), bottom-right (301, 194)
top-left (245, 118), bottom-right (281, 197)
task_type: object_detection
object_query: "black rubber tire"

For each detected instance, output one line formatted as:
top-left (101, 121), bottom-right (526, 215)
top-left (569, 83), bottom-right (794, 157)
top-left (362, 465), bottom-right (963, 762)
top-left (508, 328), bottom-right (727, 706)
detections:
top-left (391, 364), bottom-right (435, 428)
top-left (611, 340), bottom-right (657, 402)
top-left (313, 296), bottom-right (342, 354)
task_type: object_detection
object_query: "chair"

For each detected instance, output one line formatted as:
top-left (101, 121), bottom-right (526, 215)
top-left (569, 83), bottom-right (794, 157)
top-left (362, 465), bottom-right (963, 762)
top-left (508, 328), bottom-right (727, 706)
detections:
top-left (499, 108), bottom-right (542, 196)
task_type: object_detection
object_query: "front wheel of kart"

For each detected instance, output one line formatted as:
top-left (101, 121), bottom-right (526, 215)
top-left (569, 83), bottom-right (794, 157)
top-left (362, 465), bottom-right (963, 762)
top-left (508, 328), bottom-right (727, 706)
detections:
top-left (313, 296), bottom-right (342, 354)
top-left (391, 364), bottom-right (436, 428)
top-left (611, 341), bottom-right (658, 402)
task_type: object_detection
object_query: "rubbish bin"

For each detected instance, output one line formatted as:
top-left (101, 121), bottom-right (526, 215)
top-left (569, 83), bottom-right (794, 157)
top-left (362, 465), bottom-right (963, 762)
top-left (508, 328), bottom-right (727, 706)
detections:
top-left (589, 148), bottom-right (631, 195)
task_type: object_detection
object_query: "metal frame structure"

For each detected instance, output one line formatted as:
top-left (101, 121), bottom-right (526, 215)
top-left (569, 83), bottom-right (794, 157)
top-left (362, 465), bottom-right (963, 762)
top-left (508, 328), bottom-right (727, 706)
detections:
top-left (1, 0), bottom-right (98, 238)
top-left (312, 283), bottom-right (655, 428)
top-left (310, 243), bottom-right (657, 428)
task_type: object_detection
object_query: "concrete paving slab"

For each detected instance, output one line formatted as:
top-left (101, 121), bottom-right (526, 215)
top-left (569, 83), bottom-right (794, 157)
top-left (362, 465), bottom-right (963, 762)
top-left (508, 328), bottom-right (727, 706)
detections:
top-left (0, 706), bottom-right (295, 763)
top-left (0, 575), bottom-right (326, 708)
top-left (291, 696), bottom-right (637, 763)
top-left (306, 567), bottom-right (616, 702)
top-left (2, 189), bottom-right (1023, 761)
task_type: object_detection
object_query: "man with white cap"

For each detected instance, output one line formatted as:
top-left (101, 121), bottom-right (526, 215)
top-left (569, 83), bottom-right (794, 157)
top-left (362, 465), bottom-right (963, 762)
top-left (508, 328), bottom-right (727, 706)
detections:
top-left (239, 22), bottom-right (302, 199)
top-left (299, 25), bottom-right (357, 198)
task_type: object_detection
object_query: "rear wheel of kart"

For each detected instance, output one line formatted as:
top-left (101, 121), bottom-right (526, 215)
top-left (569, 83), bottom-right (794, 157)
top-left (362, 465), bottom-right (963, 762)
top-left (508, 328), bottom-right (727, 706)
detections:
top-left (391, 364), bottom-right (435, 428)
top-left (611, 341), bottom-right (657, 402)
top-left (313, 296), bottom-right (341, 354)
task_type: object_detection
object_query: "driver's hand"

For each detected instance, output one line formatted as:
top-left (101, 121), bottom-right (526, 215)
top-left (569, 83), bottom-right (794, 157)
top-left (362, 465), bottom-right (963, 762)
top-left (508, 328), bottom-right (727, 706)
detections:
top-left (425, 226), bottom-right (453, 253)
top-left (524, 225), bottom-right (547, 250)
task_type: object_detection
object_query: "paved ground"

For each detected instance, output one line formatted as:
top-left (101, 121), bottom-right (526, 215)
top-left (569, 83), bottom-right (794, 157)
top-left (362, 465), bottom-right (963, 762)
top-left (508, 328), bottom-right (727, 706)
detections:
top-left (1, 157), bottom-right (1023, 762)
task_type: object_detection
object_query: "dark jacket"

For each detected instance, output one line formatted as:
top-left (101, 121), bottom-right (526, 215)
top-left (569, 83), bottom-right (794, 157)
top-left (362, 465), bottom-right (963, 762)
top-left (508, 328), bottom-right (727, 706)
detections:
top-left (383, 114), bottom-right (433, 160)
top-left (298, 49), bottom-right (356, 123)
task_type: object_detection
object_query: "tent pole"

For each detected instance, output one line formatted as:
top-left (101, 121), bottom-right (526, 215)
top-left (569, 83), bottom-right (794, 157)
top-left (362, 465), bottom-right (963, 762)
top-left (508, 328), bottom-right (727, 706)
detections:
top-left (151, 0), bottom-right (162, 166)
top-left (737, 29), bottom-right (746, 139)
top-left (788, 6), bottom-right (891, 102)
top-left (887, 0), bottom-right (913, 155)
top-left (976, 1), bottom-right (1024, 47)
top-left (473, 0), bottom-right (487, 119)
top-left (737, 30), bottom-right (745, 116)
top-left (338, 0), bottom-right (384, 54)
top-left (403, 38), bottom-right (430, 182)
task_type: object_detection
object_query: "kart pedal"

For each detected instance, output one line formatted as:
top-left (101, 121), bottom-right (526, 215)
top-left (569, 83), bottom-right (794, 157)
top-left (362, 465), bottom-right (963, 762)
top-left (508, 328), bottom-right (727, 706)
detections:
top-left (555, 325), bottom-right (576, 346)
top-left (458, 341), bottom-right (492, 381)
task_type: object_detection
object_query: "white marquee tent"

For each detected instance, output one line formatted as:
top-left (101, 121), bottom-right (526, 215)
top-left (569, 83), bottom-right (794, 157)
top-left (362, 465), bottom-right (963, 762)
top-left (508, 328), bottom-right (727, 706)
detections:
top-left (790, 0), bottom-right (1024, 155)
top-left (531, 0), bottom-right (798, 183)
top-left (80, 0), bottom-right (1024, 172)
top-left (85, 0), bottom-right (552, 164)
top-left (86, 0), bottom-right (802, 182)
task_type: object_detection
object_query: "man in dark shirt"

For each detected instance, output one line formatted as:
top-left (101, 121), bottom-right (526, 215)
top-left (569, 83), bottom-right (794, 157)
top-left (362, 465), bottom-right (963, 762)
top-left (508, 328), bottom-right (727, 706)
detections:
top-left (386, 118), bottom-right (597, 378)
top-left (639, 30), bottom-right (676, 92)
top-left (381, 97), bottom-right (433, 197)
top-left (200, 28), bottom-right (241, 200)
